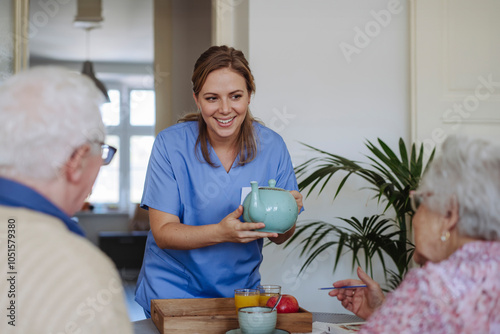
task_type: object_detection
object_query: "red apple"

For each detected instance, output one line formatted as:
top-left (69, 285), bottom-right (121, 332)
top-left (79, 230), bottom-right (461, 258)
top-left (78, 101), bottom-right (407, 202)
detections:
top-left (266, 294), bottom-right (299, 313)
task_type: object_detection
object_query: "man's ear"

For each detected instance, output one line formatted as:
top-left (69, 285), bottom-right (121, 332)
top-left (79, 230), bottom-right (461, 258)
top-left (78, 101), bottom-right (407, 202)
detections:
top-left (63, 144), bottom-right (90, 184)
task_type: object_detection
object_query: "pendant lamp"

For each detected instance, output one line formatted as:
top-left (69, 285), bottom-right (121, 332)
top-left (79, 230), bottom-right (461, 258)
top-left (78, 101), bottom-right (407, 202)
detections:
top-left (81, 59), bottom-right (110, 102)
top-left (74, 0), bottom-right (110, 102)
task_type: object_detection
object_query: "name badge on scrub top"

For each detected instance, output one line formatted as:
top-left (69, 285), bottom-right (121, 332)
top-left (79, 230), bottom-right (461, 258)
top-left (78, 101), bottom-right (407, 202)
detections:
top-left (240, 187), bottom-right (252, 205)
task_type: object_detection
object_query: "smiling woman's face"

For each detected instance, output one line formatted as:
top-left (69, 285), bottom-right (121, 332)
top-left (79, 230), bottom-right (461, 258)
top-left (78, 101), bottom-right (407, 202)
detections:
top-left (193, 67), bottom-right (250, 145)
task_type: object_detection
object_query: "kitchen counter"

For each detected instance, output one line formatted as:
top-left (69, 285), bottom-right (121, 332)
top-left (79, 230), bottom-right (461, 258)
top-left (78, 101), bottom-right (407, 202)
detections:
top-left (133, 312), bottom-right (363, 334)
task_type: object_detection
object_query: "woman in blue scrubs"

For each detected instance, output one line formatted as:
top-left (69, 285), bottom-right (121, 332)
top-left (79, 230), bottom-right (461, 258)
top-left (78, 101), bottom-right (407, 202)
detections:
top-left (135, 45), bottom-right (303, 317)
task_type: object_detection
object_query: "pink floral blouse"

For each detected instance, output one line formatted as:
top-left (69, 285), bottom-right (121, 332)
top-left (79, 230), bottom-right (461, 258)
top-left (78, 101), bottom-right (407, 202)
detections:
top-left (360, 241), bottom-right (500, 334)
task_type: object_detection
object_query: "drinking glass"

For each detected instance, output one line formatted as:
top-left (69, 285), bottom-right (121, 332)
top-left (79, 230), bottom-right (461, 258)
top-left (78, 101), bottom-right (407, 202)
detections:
top-left (234, 288), bottom-right (260, 312)
top-left (257, 284), bottom-right (281, 307)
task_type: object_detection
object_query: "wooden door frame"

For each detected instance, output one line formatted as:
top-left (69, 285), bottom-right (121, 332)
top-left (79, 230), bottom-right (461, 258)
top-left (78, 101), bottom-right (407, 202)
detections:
top-left (13, 0), bottom-right (29, 74)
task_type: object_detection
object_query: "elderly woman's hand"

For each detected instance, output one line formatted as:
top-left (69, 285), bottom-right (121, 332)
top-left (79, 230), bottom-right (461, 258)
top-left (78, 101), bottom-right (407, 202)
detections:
top-left (329, 267), bottom-right (385, 320)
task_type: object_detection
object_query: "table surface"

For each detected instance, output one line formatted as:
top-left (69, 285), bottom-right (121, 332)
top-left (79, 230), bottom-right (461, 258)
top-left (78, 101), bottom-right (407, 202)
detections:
top-left (133, 312), bottom-right (364, 334)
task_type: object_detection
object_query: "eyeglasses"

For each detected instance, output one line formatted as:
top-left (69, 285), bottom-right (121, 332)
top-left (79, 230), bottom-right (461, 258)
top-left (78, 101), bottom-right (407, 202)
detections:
top-left (409, 190), bottom-right (432, 212)
top-left (101, 144), bottom-right (117, 166)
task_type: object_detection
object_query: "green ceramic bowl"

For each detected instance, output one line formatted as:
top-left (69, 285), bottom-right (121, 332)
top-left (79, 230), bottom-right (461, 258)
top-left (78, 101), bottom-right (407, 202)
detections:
top-left (238, 306), bottom-right (277, 334)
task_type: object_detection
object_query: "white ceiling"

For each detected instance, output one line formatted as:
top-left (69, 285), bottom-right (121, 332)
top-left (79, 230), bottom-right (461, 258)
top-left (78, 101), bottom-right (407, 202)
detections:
top-left (28, 0), bottom-right (153, 64)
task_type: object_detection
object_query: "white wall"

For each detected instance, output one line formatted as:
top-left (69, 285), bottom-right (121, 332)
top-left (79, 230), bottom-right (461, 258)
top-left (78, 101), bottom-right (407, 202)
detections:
top-left (248, 0), bottom-right (410, 313)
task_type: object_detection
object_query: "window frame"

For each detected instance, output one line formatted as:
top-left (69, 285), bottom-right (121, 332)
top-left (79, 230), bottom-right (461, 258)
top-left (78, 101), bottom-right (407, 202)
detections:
top-left (96, 80), bottom-right (155, 212)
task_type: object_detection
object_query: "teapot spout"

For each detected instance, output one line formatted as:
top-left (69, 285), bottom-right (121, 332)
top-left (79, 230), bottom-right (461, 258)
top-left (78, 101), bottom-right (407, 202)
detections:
top-left (249, 181), bottom-right (266, 223)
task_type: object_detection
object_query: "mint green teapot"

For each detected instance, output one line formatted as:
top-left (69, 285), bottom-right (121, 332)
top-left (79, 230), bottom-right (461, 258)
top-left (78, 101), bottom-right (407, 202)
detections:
top-left (242, 179), bottom-right (298, 233)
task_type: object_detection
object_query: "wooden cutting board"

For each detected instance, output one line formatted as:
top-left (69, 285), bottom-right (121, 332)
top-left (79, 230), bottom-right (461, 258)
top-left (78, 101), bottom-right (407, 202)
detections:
top-left (151, 297), bottom-right (312, 333)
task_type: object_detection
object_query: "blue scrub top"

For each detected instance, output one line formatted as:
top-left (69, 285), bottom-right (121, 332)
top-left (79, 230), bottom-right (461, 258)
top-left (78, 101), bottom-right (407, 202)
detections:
top-left (135, 121), bottom-right (300, 314)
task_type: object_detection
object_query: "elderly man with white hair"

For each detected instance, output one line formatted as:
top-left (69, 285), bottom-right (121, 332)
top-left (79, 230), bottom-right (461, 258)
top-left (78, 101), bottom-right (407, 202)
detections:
top-left (0, 67), bottom-right (132, 333)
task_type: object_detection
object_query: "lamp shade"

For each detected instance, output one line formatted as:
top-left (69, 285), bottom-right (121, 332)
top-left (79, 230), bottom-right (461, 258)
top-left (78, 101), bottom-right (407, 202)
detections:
top-left (81, 60), bottom-right (110, 102)
top-left (74, 0), bottom-right (103, 29)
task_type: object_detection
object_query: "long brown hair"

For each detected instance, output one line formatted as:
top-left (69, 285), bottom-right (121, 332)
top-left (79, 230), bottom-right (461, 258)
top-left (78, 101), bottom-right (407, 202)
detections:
top-left (178, 45), bottom-right (259, 168)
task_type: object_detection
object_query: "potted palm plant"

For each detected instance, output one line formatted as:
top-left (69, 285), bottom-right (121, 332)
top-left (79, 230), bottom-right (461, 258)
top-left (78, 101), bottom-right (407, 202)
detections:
top-left (285, 138), bottom-right (434, 289)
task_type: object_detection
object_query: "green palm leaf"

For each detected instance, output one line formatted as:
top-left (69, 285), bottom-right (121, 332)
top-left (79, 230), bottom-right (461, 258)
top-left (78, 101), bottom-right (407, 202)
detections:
top-left (287, 138), bottom-right (435, 288)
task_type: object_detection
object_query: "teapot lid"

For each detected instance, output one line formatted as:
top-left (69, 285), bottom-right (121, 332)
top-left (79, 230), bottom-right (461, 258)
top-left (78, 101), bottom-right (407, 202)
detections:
top-left (263, 179), bottom-right (286, 192)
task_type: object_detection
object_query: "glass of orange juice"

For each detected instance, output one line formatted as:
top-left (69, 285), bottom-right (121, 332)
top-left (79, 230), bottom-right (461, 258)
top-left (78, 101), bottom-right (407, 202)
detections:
top-left (234, 289), bottom-right (260, 312)
top-left (257, 285), bottom-right (281, 306)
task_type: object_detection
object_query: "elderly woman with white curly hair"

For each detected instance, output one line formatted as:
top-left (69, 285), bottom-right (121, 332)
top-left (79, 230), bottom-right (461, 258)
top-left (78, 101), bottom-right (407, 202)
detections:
top-left (329, 135), bottom-right (500, 333)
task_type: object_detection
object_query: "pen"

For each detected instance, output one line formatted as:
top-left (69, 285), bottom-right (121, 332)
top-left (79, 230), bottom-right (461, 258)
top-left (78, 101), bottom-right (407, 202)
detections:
top-left (318, 285), bottom-right (367, 290)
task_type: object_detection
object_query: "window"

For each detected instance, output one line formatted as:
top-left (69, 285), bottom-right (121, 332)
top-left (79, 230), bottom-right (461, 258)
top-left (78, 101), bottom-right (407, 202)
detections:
top-left (89, 84), bottom-right (156, 212)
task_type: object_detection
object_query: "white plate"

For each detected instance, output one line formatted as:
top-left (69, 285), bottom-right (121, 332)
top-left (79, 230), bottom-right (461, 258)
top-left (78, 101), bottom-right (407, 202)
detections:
top-left (226, 329), bottom-right (290, 334)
